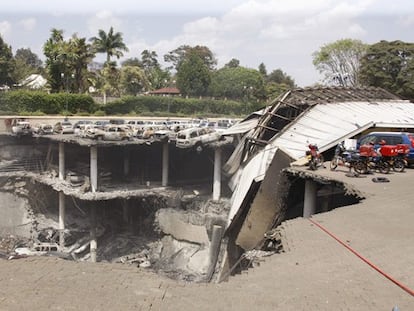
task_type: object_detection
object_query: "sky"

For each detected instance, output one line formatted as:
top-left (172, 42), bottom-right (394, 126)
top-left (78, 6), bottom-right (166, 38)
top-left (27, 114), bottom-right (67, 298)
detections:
top-left (0, 0), bottom-right (414, 87)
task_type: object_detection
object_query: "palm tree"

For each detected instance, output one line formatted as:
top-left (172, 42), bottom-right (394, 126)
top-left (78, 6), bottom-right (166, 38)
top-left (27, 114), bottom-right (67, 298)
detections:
top-left (89, 27), bottom-right (129, 63)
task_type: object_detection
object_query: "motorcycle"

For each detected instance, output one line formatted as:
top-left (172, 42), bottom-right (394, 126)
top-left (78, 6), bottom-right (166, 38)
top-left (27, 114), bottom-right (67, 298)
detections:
top-left (380, 144), bottom-right (409, 173)
top-left (306, 144), bottom-right (325, 170)
top-left (330, 142), bottom-right (366, 174)
top-left (358, 144), bottom-right (390, 174)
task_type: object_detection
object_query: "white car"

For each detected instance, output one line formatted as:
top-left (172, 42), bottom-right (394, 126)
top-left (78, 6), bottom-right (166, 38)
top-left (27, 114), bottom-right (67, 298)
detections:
top-left (32, 123), bottom-right (53, 135)
top-left (87, 125), bottom-right (133, 141)
top-left (176, 127), bottom-right (221, 152)
top-left (11, 120), bottom-right (33, 137)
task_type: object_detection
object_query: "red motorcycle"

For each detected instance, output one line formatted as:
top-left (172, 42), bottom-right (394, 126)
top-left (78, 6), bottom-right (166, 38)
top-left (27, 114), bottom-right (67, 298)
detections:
top-left (306, 144), bottom-right (325, 170)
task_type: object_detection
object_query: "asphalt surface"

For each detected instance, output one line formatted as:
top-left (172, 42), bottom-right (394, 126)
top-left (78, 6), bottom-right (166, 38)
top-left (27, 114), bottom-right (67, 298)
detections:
top-left (1, 166), bottom-right (414, 310)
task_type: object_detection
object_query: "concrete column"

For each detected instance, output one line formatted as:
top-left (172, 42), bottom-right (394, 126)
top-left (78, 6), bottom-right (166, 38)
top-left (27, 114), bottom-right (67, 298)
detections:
top-left (90, 206), bottom-right (97, 263)
top-left (123, 149), bottom-right (130, 177)
top-left (122, 200), bottom-right (129, 223)
top-left (162, 141), bottom-right (169, 187)
top-left (206, 225), bottom-right (224, 281)
top-left (321, 197), bottom-right (330, 212)
top-left (90, 146), bottom-right (98, 193)
top-left (213, 148), bottom-right (222, 201)
top-left (58, 192), bottom-right (65, 248)
top-left (58, 142), bottom-right (65, 180)
top-left (303, 179), bottom-right (317, 218)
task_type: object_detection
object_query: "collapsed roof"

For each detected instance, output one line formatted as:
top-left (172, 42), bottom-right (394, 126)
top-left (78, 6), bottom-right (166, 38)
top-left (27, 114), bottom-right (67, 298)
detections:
top-left (226, 86), bottom-right (414, 228)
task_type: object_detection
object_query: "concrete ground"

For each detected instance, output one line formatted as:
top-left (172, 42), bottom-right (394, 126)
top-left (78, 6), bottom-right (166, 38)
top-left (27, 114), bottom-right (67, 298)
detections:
top-left (1, 166), bottom-right (414, 310)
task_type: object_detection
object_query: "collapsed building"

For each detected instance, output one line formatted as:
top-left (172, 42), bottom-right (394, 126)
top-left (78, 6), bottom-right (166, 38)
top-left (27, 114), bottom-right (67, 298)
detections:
top-left (0, 131), bottom-right (234, 282)
top-left (1, 86), bottom-right (414, 283)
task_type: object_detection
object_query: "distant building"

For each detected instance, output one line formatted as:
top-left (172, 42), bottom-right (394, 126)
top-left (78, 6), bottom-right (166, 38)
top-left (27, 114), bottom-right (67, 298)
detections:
top-left (19, 74), bottom-right (47, 90)
top-left (148, 87), bottom-right (181, 96)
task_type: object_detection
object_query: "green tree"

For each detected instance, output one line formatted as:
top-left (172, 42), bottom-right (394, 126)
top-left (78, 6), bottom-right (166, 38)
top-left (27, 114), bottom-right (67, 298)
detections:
top-left (0, 35), bottom-right (15, 86)
top-left (122, 57), bottom-right (142, 67)
top-left (225, 58), bottom-right (240, 68)
top-left (267, 69), bottom-right (295, 87)
top-left (89, 26), bottom-right (129, 63)
top-left (43, 28), bottom-right (66, 92)
top-left (209, 66), bottom-right (265, 100)
top-left (68, 35), bottom-right (95, 93)
top-left (119, 65), bottom-right (149, 95)
top-left (140, 49), bottom-right (170, 90)
top-left (313, 38), bottom-right (368, 87)
top-left (359, 40), bottom-right (414, 100)
top-left (164, 45), bottom-right (216, 71)
top-left (13, 48), bottom-right (43, 82)
top-left (258, 63), bottom-right (267, 77)
top-left (176, 50), bottom-right (211, 97)
top-left (44, 30), bottom-right (95, 93)
top-left (99, 61), bottom-right (121, 104)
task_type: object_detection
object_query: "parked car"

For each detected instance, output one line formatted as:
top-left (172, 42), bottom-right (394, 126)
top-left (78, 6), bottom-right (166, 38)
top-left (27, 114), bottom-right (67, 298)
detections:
top-left (86, 125), bottom-right (133, 141)
top-left (176, 127), bottom-right (222, 152)
top-left (153, 129), bottom-right (176, 142)
top-left (357, 131), bottom-right (414, 164)
top-left (54, 121), bottom-right (74, 134)
top-left (93, 120), bottom-right (110, 129)
top-left (11, 120), bottom-right (32, 137)
top-left (73, 120), bottom-right (93, 135)
top-left (32, 123), bottom-right (53, 135)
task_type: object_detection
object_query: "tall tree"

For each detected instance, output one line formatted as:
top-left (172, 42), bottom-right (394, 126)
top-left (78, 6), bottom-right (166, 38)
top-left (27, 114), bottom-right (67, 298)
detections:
top-left (43, 28), bottom-right (65, 92)
top-left (164, 45), bottom-right (216, 71)
top-left (258, 63), bottom-right (267, 77)
top-left (0, 35), bottom-right (15, 87)
top-left (266, 69), bottom-right (295, 87)
top-left (359, 40), bottom-right (414, 100)
top-left (313, 38), bottom-right (368, 87)
top-left (209, 66), bottom-right (265, 100)
top-left (140, 49), bottom-right (166, 89)
top-left (13, 48), bottom-right (43, 84)
top-left (68, 35), bottom-right (95, 93)
top-left (176, 50), bottom-right (211, 97)
top-left (225, 58), bottom-right (240, 68)
top-left (265, 69), bottom-right (296, 100)
top-left (119, 65), bottom-right (149, 95)
top-left (89, 26), bottom-right (129, 63)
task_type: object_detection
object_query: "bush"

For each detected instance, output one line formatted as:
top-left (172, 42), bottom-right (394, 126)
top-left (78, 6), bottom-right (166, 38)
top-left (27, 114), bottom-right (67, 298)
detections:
top-left (102, 95), bottom-right (255, 117)
top-left (0, 90), bottom-right (98, 115)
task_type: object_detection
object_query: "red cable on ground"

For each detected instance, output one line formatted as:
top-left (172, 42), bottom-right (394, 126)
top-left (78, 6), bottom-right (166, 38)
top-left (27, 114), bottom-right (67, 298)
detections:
top-left (308, 218), bottom-right (414, 297)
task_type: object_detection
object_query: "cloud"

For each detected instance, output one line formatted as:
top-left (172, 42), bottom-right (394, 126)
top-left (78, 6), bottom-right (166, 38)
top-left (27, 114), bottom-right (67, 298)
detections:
top-left (87, 10), bottom-right (122, 37)
top-left (19, 18), bottom-right (37, 31)
top-left (123, 0), bottom-right (373, 86)
top-left (0, 21), bottom-right (12, 40)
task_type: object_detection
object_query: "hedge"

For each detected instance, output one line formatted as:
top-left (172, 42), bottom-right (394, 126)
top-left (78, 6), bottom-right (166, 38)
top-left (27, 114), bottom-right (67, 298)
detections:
top-left (0, 90), bottom-right (97, 115)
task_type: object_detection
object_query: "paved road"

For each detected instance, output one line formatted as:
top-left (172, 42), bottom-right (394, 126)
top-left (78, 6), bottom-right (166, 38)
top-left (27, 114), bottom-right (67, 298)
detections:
top-left (1, 167), bottom-right (414, 310)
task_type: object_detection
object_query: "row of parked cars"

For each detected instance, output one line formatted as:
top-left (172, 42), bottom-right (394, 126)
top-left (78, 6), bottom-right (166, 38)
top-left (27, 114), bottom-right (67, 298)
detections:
top-left (10, 118), bottom-right (233, 151)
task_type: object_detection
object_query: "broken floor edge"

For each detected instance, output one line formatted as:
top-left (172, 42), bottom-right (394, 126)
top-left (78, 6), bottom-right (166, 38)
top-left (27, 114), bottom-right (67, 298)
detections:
top-left (284, 167), bottom-right (367, 199)
top-left (0, 171), bottom-right (178, 200)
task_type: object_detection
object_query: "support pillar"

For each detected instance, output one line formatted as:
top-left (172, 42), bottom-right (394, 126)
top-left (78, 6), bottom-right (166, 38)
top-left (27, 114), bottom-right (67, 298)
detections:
top-left (303, 179), bottom-right (317, 218)
top-left (321, 197), bottom-right (330, 212)
top-left (123, 149), bottom-right (130, 177)
top-left (206, 225), bottom-right (224, 281)
top-left (58, 142), bottom-right (65, 180)
top-left (58, 142), bottom-right (66, 248)
top-left (90, 146), bottom-right (98, 262)
top-left (122, 200), bottom-right (129, 223)
top-left (90, 146), bottom-right (98, 193)
top-left (213, 148), bottom-right (222, 201)
top-left (162, 141), bottom-right (169, 187)
top-left (58, 192), bottom-right (65, 248)
top-left (90, 206), bottom-right (97, 263)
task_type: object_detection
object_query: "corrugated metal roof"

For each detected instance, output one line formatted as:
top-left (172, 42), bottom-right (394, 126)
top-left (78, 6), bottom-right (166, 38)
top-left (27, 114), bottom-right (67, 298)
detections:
top-left (271, 100), bottom-right (414, 159)
top-left (226, 87), bottom-right (414, 229)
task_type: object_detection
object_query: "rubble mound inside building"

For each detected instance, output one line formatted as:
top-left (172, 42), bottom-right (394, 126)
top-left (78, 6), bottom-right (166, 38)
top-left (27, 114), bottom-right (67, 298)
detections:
top-left (0, 176), bottom-right (230, 283)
